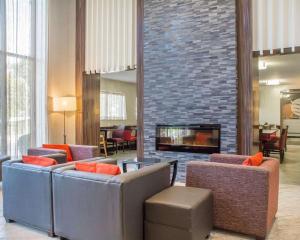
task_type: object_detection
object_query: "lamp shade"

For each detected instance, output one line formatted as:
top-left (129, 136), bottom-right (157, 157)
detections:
top-left (53, 97), bottom-right (77, 112)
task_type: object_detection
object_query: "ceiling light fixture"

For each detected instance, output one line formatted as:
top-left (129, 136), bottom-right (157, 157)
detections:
top-left (259, 79), bottom-right (281, 86)
top-left (259, 61), bottom-right (268, 70)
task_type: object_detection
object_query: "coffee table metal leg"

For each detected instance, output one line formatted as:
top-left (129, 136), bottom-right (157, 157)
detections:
top-left (122, 162), bottom-right (127, 173)
top-left (170, 161), bottom-right (178, 186)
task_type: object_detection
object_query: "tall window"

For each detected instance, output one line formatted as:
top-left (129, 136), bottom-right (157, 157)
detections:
top-left (100, 91), bottom-right (127, 120)
top-left (0, 0), bottom-right (48, 157)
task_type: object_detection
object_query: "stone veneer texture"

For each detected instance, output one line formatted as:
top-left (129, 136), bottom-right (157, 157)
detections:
top-left (143, 0), bottom-right (238, 180)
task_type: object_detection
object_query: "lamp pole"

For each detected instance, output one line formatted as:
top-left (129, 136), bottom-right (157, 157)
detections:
top-left (63, 111), bottom-right (67, 144)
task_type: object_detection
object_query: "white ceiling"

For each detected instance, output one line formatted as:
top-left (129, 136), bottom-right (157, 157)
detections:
top-left (259, 53), bottom-right (300, 86)
top-left (102, 70), bottom-right (136, 83)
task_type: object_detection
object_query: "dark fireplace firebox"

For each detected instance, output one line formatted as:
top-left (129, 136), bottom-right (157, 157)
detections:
top-left (156, 124), bottom-right (221, 154)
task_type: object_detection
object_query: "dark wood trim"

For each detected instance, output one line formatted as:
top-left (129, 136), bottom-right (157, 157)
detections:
top-left (82, 73), bottom-right (101, 146)
top-left (136, 0), bottom-right (144, 159)
top-left (253, 46), bottom-right (300, 57)
top-left (236, 0), bottom-right (253, 155)
top-left (75, 0), bottom-right (86, 145)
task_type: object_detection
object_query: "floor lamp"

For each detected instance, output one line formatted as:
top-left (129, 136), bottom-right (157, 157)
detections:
top-left (53, 97), bottom-right (77, 144)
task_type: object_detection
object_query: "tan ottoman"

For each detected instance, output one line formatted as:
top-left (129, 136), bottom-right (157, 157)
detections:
top-left (145, 186), bottom-right (213, 240)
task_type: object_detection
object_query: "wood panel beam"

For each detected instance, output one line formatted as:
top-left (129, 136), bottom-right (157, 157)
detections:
top-left (236, 0), bottom-right (253, 155)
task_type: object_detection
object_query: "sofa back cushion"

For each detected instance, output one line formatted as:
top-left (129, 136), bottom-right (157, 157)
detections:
top-left (75, 162), bottom-right (97, 173)
top-left (96, 163), bottom-right (121, 175)
top-left (43, 144), bottom-right (73, 162)
top-left (22, 155), bottom-right (57, 167)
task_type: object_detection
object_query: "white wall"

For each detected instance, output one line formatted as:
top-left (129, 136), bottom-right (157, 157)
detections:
top-left (47, 0), bottom-right (76, 144)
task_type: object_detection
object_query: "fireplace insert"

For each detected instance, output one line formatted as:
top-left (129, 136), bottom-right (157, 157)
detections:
top-left (156, 124), bottom-right (221, 154)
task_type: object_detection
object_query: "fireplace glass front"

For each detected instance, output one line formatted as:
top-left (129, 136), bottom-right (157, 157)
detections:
top-left (156, 124), bottom-right (221, 154)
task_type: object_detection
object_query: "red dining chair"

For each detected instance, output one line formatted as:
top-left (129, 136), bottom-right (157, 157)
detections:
top-left (123, 130), bottom-right (137, 149)
top-left (263, 127), bottom-right (288, 163)
top-left (107, 129), bottom-right (125, 154)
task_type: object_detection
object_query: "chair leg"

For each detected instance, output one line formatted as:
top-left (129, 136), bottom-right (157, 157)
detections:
top-left (123, 142), bottom-right (125, 152)
top-left (280, 151), bottom-right (285, 164)
top-left (48, 231), bottom-right (55, 238)
top-left (5, 218), bottom-right (14, 223)
top-left (103, 141), bottom-right (108, 157)
top-left (116, 142), bottom-right (118, 154)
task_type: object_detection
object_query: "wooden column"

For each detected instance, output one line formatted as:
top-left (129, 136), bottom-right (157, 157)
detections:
top-left (82, 73), bottom-right (100, 145)
top-left (252, 57), bottom-right (260, 148)
top-left (137, 0), bottom-right (144, 159)
top-left (75, 0), bottom-right (85, 145)
top-left (236, 0), bottom-right (253, 155)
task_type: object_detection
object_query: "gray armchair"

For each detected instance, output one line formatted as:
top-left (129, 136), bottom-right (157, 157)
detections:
top-left (52, 163), bottom-right (171, 240)
top-left (2, 157), bottom-right (109, 237)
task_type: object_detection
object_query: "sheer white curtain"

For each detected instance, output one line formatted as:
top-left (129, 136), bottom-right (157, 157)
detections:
top-left (85, 0), bottom-right (137, 73)
top-left (100, 91), bottom-right (127, 120)
top-left (0, 0), bottom-right (48, 157)
top-left (253, 0), bottom-right (300, 54)
top-left (0, 0), bottom-right (7, 155)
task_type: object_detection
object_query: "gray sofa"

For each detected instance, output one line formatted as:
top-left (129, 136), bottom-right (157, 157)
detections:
top-left (28, 144), bottom-right (100, 163)
top-left (52, 162), bottom-right (171, 240)
top-left (0, 155), bottom-right (10, 181)
top-left (2, 157), bottom-right (112, 237)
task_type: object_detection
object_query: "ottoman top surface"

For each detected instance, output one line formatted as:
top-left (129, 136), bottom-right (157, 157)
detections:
top-left (146, 186), bottom-right (211, 209)
top-left (145, 186), bottom-right (212, 229)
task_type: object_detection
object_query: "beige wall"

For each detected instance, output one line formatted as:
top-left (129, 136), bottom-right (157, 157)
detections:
top-left (259, 80), bottom-right (300, 125)
top-left (100, 78), bottom-right (137, 127)
top-left (47, 0), bottom-right (76, 144)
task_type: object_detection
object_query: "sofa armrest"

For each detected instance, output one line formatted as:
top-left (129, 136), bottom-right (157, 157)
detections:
top-left (117, 163), bottom-right (171, 240)
top-left (69, 145), bottom-right (100, 161)
top-left (28, 147), bottom-right (67, 158)
top-left (210, 153), bottom-right (250, 165)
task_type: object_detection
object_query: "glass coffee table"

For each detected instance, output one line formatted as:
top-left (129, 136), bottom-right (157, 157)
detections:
top-left (122, 158), bottom-right (178, 186)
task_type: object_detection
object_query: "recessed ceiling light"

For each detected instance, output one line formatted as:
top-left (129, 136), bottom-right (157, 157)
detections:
top-left (259, 61), bottom-right (268, 70)
top-left (259, 79), bottom-right (281, 86)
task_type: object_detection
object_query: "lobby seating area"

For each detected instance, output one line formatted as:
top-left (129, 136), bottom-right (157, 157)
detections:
top-left (1, 151), bottom-right (282, 240)
top-left (1, 0), bottom-right (300, 240)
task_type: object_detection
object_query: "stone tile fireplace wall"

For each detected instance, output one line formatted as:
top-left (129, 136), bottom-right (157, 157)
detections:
top-left (143, 0), bottom-right (238, 180)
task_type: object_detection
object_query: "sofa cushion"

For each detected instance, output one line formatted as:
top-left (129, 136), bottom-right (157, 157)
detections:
top-left (22, 155), bottom-right (58, 167)
top-left (43, 144), bottom-right (73, 162)
top-left (75, 162), bottom-right (97, 173)
top-left (96, 163), bottom-right (121, 175)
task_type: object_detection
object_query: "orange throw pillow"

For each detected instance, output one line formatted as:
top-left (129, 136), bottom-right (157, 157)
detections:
top-left (242, 152), bottom-right (264, 166)
top-left (43, 144), bottom-right (73, 162)
top-left (96, 163), bottom-right (121, 176)
top-left (22, 156), bottom-right (58, 167)
top-left (75, 162), bottom-right (97, 173)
